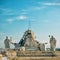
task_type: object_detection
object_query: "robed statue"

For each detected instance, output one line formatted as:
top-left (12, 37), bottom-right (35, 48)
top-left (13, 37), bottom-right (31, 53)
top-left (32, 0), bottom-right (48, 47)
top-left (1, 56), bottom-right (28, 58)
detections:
top-left (49, 35), bottom-right (56, 51)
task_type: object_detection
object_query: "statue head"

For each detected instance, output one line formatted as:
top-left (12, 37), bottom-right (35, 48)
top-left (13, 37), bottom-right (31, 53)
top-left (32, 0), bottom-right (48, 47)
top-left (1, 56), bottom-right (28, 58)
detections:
top-left (6, 36), bottom-right (8, 39)
top-left (51, 35), bottom-right (54, 39)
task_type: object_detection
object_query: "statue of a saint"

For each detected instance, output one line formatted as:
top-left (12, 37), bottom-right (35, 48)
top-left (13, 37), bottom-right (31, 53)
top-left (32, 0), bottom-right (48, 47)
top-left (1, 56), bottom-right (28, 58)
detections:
top-left (4, 36), bottom-right (10, 49)
top-left (50, 36), bottom-right (56, 51)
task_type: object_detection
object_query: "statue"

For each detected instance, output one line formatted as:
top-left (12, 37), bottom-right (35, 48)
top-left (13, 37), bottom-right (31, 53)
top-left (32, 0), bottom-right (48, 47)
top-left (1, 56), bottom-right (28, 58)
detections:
top-left (4, 36), bottom-right (10, 49)
top-left (9, 37), bottom-right (21, 49)
top-left (49, 35), bottom-right (56, 51)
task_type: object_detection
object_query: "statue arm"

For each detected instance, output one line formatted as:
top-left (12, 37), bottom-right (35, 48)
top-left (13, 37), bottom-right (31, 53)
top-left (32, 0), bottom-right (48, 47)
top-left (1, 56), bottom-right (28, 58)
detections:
top-left (8, 40), bottom-right (14, 44)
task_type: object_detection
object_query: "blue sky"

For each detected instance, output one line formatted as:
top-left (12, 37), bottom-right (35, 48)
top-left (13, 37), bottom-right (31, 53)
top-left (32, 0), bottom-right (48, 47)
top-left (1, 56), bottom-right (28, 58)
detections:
top-left (0, 0), bottom-right (60, 48)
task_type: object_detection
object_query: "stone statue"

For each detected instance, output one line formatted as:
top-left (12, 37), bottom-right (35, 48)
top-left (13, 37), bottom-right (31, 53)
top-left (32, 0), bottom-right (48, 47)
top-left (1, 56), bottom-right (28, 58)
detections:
top-left (4, 36), bottom-right (10, 49)
top-left (49, 35), bottom-right (56, 51)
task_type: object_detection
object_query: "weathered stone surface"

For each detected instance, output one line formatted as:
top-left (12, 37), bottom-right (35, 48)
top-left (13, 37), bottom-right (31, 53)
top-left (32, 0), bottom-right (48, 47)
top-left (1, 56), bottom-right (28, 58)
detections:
top-left (19, 29), bottom-right (40, 50)
top-left (50, 36), bottom-right (56, 51)
top-left (4, 36), bottom-right (10, 49)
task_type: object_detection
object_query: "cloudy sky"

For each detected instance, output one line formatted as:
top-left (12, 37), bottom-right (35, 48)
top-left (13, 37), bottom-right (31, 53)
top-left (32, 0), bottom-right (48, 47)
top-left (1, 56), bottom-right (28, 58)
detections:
top-left (0, 0), bottom-right (60, 48)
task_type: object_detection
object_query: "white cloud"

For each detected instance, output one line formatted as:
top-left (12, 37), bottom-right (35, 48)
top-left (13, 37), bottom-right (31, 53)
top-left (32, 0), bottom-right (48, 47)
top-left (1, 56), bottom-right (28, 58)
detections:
top-left (17, 15), bottom-right (27, 20)
top-left (0, 8), bottom-right (14, 15)
top-left (43, 3), bottom-right (60, 6)
top-left (21, 6), bottom-right (46, 12)
top-left (6, 15), bottom-right (28, 23)
top-left (29, 6), bottom-right (46, 11)
top-left (38, 2), bottom-right (60, 6)
top-left (34, 6), bottom-right (46, 10)
top-left (21, 9), bottom-right (28, 12)
top-left (7, 19), bottom-right (14, 23)
top-left (21, 12), bottom-right (28, 14)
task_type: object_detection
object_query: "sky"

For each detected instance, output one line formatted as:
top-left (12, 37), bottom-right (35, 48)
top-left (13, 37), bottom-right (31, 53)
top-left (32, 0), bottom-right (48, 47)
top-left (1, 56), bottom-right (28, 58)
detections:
top-left (0, 0), bottom-right (60, 48)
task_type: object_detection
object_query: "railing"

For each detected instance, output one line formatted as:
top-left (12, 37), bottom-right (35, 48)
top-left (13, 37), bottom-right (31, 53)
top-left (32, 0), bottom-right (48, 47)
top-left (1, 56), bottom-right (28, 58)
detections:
top-left (16, 50), bottom-right (56, 57)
